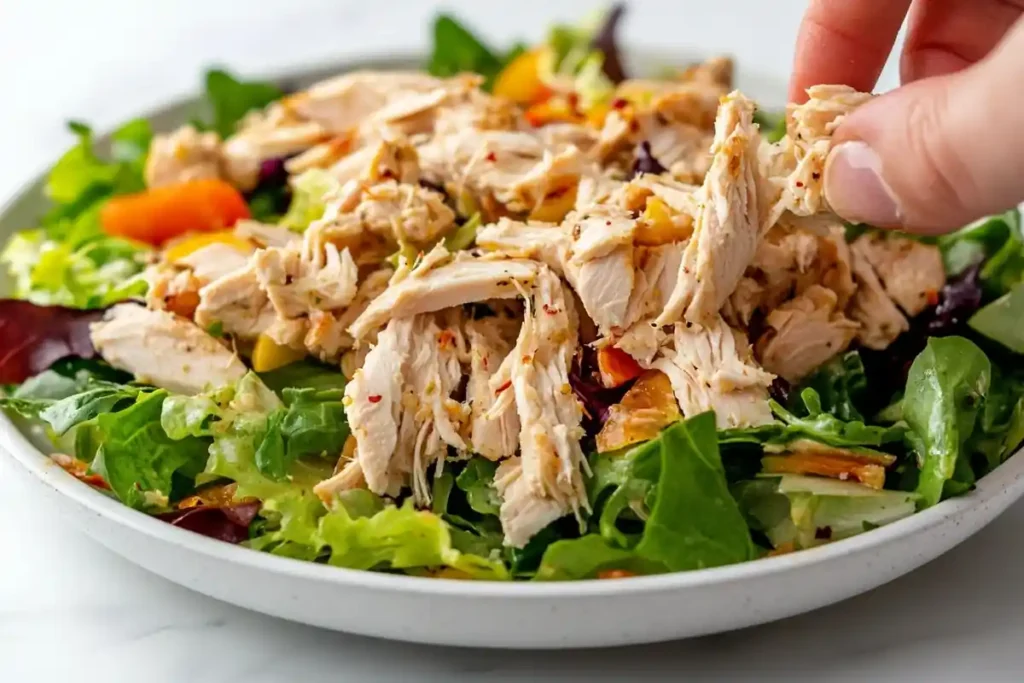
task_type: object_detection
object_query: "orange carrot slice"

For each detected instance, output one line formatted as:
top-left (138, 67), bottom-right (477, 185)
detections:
top-left (101, 178), bottom-right (251, 246)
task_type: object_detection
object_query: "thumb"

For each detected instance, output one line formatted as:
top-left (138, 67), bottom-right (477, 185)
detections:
top-left (824, 19), bottom-right (1024, 234)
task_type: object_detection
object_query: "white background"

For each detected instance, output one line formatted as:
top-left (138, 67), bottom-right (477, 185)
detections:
top-left (3, 1), bottom-right (1021, 681)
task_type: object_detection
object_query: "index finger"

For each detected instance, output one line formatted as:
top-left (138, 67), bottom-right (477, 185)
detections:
top-left (789, 0), bottom-right (913, 102)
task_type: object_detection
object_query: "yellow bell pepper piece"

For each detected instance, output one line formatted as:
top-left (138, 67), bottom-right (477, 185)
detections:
top-left (635, 196), bottom-right (693, 246)
top-left (529, 183), bottom-right (578, 223)
top-left (493, 48), bottom-right (547, 105)
top-left (585, 102), bottom-right (611, 129)
top-left (251, 334), bottom-right (306, 372)
top-left (164, 230), bottom-right (254, 263)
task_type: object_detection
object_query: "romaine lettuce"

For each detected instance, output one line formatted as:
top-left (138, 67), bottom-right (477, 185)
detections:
top-left (91, 391), bottom-right (210, 509)
top-left (585, 412), bottom-right (755, 572)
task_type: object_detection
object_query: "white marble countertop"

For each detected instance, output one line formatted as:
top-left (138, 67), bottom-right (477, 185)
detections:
top-left (2, 1), bottom-right (1023, 680)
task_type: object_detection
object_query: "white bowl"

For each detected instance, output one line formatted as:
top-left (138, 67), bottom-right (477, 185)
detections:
top-left (3, 57), bottom-right (1023, 650)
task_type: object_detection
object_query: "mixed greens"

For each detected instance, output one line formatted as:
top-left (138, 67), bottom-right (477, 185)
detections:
top-left (1, 8), bottom-right (1023, 582)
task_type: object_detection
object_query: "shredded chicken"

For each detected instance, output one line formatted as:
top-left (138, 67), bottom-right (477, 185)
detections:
top-left (194, 264), bottom-right (276, 340)
top-left (283, 70), bottom-right (445, 134)
top-left (725, 219), bottom-right (854, 327)
top-left (349, 248), bottom-right (540, 340)
top-left (755, 285), bottom-right (859, 383)
top-left (489, 269), bottom-right (589, 547)
top-left (222, 104), bottom-right (329, 191)
top-left (850, 232), bottom-right (945, 317)
top-left (91, 304), bottom-right (246, 395)
top-left (658, 92), bottom-right (762, 326)
top-left (848, 246), bottom-right (910, 350)
top-left (327, 311), bottom-right (471, 506)
top-left (651, 315), bottom-right (774, 429)
top-left (761, 85), bottom-right (873, 229)
top-left (464, 316), bottom-right (520, 461)
top-left (145, 125), bottom-right (222, 188)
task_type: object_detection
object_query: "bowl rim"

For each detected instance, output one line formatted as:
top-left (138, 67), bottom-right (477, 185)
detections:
top-left (1, 55), bottom-right (1019, 599)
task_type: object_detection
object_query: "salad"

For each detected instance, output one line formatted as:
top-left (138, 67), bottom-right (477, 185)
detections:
top-left (2, 6), bottom-right (1023, 582)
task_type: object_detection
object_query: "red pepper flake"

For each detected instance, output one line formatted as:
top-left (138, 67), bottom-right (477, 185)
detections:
top-left (379, 168), bottom-right (395, 180)
top-left (925, 289), bottom-right (940, 306)
top-left (811, 172), bottom-right (821, 180)
top-left (437, 329), bottom-right (456, 348)
top-left (368, 395), bottom-right (382, 404)
top-left (611, 98), bottom-right (628, 110)
top-left (795, 181), bottom-right (804, 188)
top-left (567, 92), bottom-right (581, 114)
top-left (494, 380), bottom-right (512, 395)
top-left (485, 151), bottom-right (497, 163)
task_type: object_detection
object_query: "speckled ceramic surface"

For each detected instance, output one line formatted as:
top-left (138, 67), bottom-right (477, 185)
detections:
top-left (3, 57), bottom-right (1024, 650)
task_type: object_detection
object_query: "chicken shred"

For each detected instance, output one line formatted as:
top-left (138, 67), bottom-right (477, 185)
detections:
top-left (145, 125), bottom-right (223, 188)
top-left (91, 304), bottom-right (246, 395)
top-left (489, 269), bottom-right (589, 547)
top-left (650, 315), bottom-right (774, 429)
top-left (850, 232), bottom-right (945, 317)
top-left (658, 91), bottom-right (763, 326)
top-left (755, 285), bottom-right (859, 383)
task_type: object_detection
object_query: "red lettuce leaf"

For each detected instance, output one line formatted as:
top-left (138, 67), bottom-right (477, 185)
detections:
top-left (0, 300), bottom-right (102, 384)
top-left (157, 502), bottom-right (260, 544)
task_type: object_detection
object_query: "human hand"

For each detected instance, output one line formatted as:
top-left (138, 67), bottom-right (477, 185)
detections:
top-left (790, 1), bottom-right (1024, 234)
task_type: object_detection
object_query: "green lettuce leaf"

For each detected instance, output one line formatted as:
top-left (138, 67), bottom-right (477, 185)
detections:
top-left (797, 351), bottom-right (868, 422)
top-left (1, 228), bottom-right (148, 308)
top-left (770, 389), bottom-right (902, 448)
top-left (586, 413), bottom-right (755, 572)
top-left (257, 359), bottom-right (348, 394)
top-left (455, 457), bottom-right (501, 516)
top-left (539, 11), bottom-right (616, 107)
top-left (632, 413), bottom-right (755, 570)
top-left (903, 336), bottom-right (991, 507)
top-left (318, 496), bottom-right (508, 579)
top-left (977, 208), bottom-right (1024, 296)
top-left (937, 209), bottom-right (1019, 279)
top-left (203, 69), bottom-right (283, 138)
top-left (427, 15), bottom-right (505, 88)
top-left (45, 120), bottom-right (150, 215)
top-left (969, 282), bottom-right (1024, 353)
top-left (278, 388), bottom-right (349, 458)
top-left (3, 119), bottom-right (153, 309)
top-left (721, 388), bottom-right (901, 449)
top-left (965, 369), bottom-right (1024, 476)
top-left (534, 534), bottom-right (664, 581)
top-left (279, 169), bottom-right (341, 232)
top-left (442, 213), bottom-right (482, 252)
top-left (38, 383), bottom-right (145, 436)
top-left (91, 391), bottom-right (210, 509)
top-left (753, 110), bottom-right (787, 143)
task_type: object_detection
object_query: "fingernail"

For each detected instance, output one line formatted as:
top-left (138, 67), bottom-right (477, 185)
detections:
top-left (824, 141), bottom-right (902, 226)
